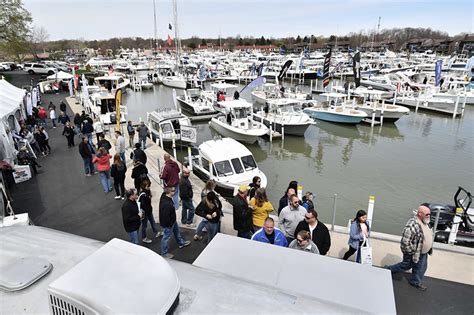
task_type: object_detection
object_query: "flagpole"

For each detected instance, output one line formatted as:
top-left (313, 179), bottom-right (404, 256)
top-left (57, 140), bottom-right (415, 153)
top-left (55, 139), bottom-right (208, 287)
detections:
top-left (153, 0), bottom-right (157, 52)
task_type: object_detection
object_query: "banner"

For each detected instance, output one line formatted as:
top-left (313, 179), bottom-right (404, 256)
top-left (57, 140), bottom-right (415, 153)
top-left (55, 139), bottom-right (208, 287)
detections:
top-left (322, 48), bottom-right (332, 88)
top-left (115, 89), bottom-right (122, 131)
top-left (180, 125), bottom-right (197, 143)
top-left (435, 60), bottom-right (443, 87)
top-left (353, 51), bottom-right (361, 88)
top-left (240, 76), bottom-right (266, 94)
top-left (278, 60), bottom-right (293, 81)
top-left (68, 79), bottom-right (73, 97)
top-left (13, 165), bottom-right (32, 183)
top-left (167, 34), bottom-right (172, 46)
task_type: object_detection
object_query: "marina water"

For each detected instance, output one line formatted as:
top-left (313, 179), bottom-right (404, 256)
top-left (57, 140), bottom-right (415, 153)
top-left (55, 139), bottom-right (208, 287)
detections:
top-left (124, 84), bottom-right (474, 235)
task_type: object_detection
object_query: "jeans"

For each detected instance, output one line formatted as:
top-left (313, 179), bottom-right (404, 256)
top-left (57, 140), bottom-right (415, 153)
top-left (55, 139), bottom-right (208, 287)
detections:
top-left (51, 119), bottom-right (56, 127)
top-left (119, 152), bottom-right (126, 164)
top-left (206, 221), bottom-right (219, 243)
top-left (139, 136), bottom-right (147, 150)
top-left (161, 222), bottom-right (186, 256)
top-left (82, 157), bottom-right (95, 174)
top-left (141, 211), bottom-right (159, 239)
top-left (128, 230), bottom-right (139, 244)
top-left (99, 170), bottom-right (112, 192)
top-left (181, 198), bottom-right (195, 224)
top-left (128, 133), bottom-right (135, 148)
top-left (114, 177), bottom-right (125, 197)
top-left (86, 133), bottom-right (93, 145)
top-left (388, 253), bottom-right (428, 286)
top-left (195, 218), bottom-right (207, 236)
top-left (237, 231), bottom-right (253, 239)
top-left (172, 185), bottom-right (180, 210)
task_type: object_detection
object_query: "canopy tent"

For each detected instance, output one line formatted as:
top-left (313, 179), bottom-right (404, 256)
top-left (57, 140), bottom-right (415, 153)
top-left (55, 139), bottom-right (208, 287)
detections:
top-left (0, 79), bottom-right (26, 118)
top-left (47, 71), bottom-right (73, 81)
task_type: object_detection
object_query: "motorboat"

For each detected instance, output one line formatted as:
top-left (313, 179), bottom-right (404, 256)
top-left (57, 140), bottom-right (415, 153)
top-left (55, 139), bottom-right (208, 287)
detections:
top-left (303, 93), bottom-right (367, 124)
top-left (138, 79), bottom-right (154, 90)
top-left (251, 83), bottom-right (280, 105)
top-left (162, 75), bottom-right (187, 89)
top-left (94, 75), bottom-right (130, 91)
top-left (176, 88), bottom-right (218, 116)
top-left (86, 90), bottom-right (128, 125)
top-left (209, 99), bottom-right (268, 144)
top-left (147, 109), bottom-right (192, 144)
top-left (253, 99), bottom-right (313, 136)
top-left (190, 137), bottom-right (267, 197)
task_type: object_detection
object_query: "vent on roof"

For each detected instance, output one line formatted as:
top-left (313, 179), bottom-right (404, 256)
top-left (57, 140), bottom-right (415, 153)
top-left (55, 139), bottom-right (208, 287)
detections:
top-left (49, 293), bottom-right (96, 315)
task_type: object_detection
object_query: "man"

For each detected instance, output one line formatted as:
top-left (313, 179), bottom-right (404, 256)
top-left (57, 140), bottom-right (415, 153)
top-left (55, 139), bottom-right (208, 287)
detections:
top-left (385, 205), bottom-right (433, 291)
top-left (81, 118), bottom-right (94, 145)
top-left (93, 119), bottom-right (104, 143)
top-left (159, 186), bottom-right (191, 259)
top-left (136, 121), bottom-right (149, 150)
top-left (58, 111), bottom-right (70, 125)
top-left (288, 230), bottom-right (320, 254)
top-left (127, 120), bottom-right (135, 148)
top-left (97, 134), bottom-right (112, 153)
top-left (231, 185), bottom-right (254, 239)
top-left (78, 136), bottom-right (95, 176)
top-left (179, 167), bottom-right (195, 226)
top-left (251, 217), bottom-right (288, 247)
top-left (59, 100), bottom-right (67, 114)
top-left (115, 130), bottom-right (126, 163)
top-left (160, 153), bottom-right (180, 209)
top-left (278, 188), bottom-right (296, 215)
top-left (131, 160), bottom-right (148, 191)
top-left (279, 194), bottom-right (307, 244)
top-left (121, 188), bottom-right (142, 244)
top-left (294, 209), bottom-right (331, 255)
top-left (130, 143), bottom-right (147, 165)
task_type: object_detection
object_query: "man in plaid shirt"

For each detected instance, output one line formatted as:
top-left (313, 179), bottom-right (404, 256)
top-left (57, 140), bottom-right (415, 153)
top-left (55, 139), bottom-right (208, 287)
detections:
top-left (385, 205), bottom-right (433, 291)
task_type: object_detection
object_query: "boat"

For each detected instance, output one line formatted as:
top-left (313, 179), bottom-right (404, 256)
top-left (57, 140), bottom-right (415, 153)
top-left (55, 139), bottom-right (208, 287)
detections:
top-left (303, 93), bottom-right (367, 124)
top-left (162, 75), bottom-right (187, 89)
top-left (138, 79), bottom-right (154, 90)
top-left (190, 137), bottom-right (267, 197)
top-left (176, 88), bottom-right (218, 116)
top-left (251, 83), bottom-right (280, 105)
top-left (253, 99), bottom-right (313, 136)
top-left (147, 108), bottom-right (192, 144)
top-left (209, 99), bottom-right (268, 144)
top-left (93, 75), bottom-right (130, 91)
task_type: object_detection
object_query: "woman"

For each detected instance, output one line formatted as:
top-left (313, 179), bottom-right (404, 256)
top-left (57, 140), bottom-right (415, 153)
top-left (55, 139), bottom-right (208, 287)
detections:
top-left (92, 147), bottom-right (113, 193)
top-left (194, 180), bottom-right (217, 241)
top-left (73, 113), bottom-right (82, 134)
top-left (248, 176), bottom-right (261, 200)
top-left (342, 210), bottom-right (370, 263)
top-left (40, 127), bottom-right (51, 153)
top-left (138, 179), bottom-right (162, 243)
top-left (195, 191), bottom-right (221, 243)
top-left (34, 126), bottom-right (47, 156)
top-left (62, 122), bottom-right (75, 147)
top-left (250, 188), bottom-right (273, 230)
top-left (110, 153), bottom-right (127, 199)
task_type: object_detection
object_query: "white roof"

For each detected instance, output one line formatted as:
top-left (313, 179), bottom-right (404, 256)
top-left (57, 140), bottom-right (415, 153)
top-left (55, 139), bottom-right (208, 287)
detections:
top-left (218, 99), bottom-right (253, 109)
top-left (46, 71), bottom-right (73, 80)
top-left (210, 82), bottom-right (237, 90)
top-left (94, 75), bottom-right (122, 81)
top-left (199, 138), bottom-right (252, 162)
top-left (0, 79), bottom-right (25, 118)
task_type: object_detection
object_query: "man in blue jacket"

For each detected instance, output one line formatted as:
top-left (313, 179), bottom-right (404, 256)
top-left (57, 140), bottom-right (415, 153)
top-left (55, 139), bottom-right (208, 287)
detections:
top-left (251, 217), bottom-right (288, 247)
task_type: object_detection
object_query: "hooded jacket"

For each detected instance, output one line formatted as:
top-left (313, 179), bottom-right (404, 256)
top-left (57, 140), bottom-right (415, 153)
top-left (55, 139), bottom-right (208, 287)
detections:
top-left (92, 153), bottom-right (111, 172)
top-left (160, 159), bottom-right (180, 187)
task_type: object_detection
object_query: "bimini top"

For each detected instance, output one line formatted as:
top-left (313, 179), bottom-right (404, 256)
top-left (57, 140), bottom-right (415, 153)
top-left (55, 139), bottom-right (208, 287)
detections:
top-left (199, 138), bottom-right (253, 162)
top-left (210, 82), bottom-right (238, 90)
top-left (94, 75), bottom-right (123, 81)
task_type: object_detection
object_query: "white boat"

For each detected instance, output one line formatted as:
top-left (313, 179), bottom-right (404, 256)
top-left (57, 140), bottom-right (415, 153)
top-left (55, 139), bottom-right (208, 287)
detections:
top-left (251, 83), bottom-right (280, 105)
top-left (147, 109), bottom-right (192, 144)
top-left (190, 137), bottom-right (267, 197)
top-left (176, 88), bottom-right (218, 116)
top-left (253, 99), bottom-right (313, 136)
top-left (138, 79), bottom-right (154, 90)
top-left (162, 75), bottom-right (187, 89)
top-left (432, 81), bottom-right (474, 105)
top-left (304, 93), bottom-right (367, 124)
top-left (87, 90), bottom-right (128, 125)
top-left (94, 75), bottom-right (130, 91)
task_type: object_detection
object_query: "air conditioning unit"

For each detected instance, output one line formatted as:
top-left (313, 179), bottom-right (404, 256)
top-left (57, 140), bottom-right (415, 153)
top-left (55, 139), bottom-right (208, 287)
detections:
top-left (48, 239), bottom-right (180, 314)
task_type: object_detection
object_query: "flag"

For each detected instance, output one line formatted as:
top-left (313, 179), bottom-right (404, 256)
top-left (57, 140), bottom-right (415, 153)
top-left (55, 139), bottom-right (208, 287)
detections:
top-left (240, 76), bottom-right (267, 94)
top-left (278, 60), bottom-right (293, 81)
top-left (465, 56), bottom-right (474, 78)
top-left (435, 60), bottom-right (443, 86)
top-left (322, 48), bottom-right (332, 88)
top-left (167, 34), bottom-right (172, 46)
top-left (169, 23), bottom-right (172, 30)
top-left (303, 47), bottom-right (310, 58)
top-left (352, 50), bottom-right (361, 88)
top-left (108, 65), bottom-right (113, 75)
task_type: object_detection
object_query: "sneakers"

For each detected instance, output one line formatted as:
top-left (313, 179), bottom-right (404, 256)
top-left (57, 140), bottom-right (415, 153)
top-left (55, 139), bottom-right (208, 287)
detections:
top-left (162, 253), bottom-right (174, 259)
top-left (186, 223), bottom-right (195, 228)
top-left (155, 232), bottom-right (163, 238)
top-left (114, 196), bottom-right (121, 200)
top-left (409, 282), bottom-right (427, 291)
top-left (85, 174), bottom-right (91, 177)
top-left (179, 240), bottom-right (191, 249)
top-left (121, 197), bottom-right (125, 200)
top-left (142, 237), bottom-right (152, 244)
top-left (193, 235), bottom-right (202, 241)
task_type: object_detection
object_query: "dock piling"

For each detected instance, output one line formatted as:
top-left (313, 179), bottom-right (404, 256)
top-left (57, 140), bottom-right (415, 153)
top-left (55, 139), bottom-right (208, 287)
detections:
top-left (331, 193), bottom-right (337, 231)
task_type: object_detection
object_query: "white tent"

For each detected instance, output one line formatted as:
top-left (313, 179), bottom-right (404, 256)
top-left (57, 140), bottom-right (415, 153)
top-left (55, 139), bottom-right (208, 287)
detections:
top-left (47, 71), bottom-right (73, 81)
top-left (0, 79), bottom-right (26, 118)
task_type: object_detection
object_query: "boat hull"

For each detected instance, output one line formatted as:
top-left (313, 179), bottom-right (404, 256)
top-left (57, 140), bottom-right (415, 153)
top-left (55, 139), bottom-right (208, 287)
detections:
top-left (304, 109), bottom-right (364, 124)
top-left (252, 114), bottom-right (310, 136)
top-left (177, 98), bottom-right (217, 116)
top-left (162, 77), bottom-right (187, 89)
top-left (209, 119), bottom-right (266, 144)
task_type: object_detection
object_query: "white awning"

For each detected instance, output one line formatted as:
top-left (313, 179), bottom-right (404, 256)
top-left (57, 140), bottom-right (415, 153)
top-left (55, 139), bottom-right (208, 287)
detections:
top-left (0, 79), bottom-right (26, 118)
top-left (47, 71), bottom-right (73, 80)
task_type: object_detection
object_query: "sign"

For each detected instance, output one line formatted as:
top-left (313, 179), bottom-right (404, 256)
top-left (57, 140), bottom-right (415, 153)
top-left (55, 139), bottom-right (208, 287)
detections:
top-left (435, 60), bottom-right (443, 87)
top-left (13, 165), bottom-right (32, 183)
top-left (180, 125), bottom-right (197, 143)
top-left (115, 89), bottom-right (122, 131)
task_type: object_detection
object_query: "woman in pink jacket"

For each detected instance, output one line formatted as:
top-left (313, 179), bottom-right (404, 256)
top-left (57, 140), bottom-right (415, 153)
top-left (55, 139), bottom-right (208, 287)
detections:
top-left (93, 147), bottom-right (113, 193)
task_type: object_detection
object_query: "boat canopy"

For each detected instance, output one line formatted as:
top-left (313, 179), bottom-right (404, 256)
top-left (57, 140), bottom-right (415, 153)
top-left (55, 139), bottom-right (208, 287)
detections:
top-left (199, 138), bottom-right (253, 163)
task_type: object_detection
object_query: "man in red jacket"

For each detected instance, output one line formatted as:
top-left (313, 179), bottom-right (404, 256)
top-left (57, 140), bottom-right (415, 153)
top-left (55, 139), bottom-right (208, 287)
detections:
top-left (160, 153), bottom-right (180, 209)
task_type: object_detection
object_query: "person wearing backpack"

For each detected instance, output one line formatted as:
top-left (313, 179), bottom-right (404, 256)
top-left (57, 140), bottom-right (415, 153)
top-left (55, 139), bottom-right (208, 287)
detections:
top-left (111, 153), bottom-right (127, 199)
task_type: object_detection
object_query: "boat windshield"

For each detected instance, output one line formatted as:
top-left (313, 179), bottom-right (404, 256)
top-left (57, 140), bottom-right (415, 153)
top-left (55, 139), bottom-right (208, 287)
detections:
top-left (241, 155), bottom-right (256, 170)
top-left (231, 158), bottom-right (244, 174)
top-left (233, 108), bottom-right (248, 119)
top-left (214, 160), bottom-right (234, 177)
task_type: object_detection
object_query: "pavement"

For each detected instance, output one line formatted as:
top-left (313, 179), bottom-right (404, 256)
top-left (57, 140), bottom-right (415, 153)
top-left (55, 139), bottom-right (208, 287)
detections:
top-left (5, 72), bottom-right (474, 314)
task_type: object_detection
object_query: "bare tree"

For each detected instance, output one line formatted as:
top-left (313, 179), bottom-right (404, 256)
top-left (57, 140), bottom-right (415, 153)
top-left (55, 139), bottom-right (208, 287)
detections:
top-left (29, 25), bottom-right (49, 59)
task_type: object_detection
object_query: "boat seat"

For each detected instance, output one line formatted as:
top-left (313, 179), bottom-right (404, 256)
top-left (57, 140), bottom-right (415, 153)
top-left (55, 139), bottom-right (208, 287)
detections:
top-left (335, 107), bottom-right (343, 113)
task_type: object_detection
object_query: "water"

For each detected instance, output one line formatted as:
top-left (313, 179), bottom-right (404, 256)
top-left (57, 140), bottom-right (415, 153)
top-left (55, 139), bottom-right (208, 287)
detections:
top-left (123, 84), bottom-right (474, 235)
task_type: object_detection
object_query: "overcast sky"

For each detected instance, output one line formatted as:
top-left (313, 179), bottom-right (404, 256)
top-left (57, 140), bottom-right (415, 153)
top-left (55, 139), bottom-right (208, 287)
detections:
top-left (23, 0), bottom-right (473, 41)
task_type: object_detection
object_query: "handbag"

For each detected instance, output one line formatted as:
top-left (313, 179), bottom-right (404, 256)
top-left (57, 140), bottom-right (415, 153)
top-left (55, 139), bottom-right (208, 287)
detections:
top-left (360, 238), bottom-right (373, 266)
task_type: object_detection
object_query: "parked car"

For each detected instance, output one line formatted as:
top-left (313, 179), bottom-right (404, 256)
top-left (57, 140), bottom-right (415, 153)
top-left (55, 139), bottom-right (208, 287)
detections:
top-left (24, 63), bottom-right (57, 75)
top-left (0, 63), bottom-right (10, 71)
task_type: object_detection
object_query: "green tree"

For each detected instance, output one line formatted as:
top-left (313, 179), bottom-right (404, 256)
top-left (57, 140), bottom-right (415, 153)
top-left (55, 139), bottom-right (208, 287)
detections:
top-left (0, 0), bottom-right (32, 61)
top-left (201, 38), bottom-right (207, 46)
top-left (296, 35), bottom-right (302, 43)
top-left (188, 42), bottom-right (196, 50)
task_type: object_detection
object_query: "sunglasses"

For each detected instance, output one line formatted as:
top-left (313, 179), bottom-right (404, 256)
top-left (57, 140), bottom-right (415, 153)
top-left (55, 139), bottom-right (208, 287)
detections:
top-left (297, 238), bottom-right (305, 243)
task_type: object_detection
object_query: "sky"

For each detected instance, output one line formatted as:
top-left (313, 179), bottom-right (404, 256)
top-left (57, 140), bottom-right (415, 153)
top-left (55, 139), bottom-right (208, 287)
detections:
top-left (23, 0), bottom-right (473, 41)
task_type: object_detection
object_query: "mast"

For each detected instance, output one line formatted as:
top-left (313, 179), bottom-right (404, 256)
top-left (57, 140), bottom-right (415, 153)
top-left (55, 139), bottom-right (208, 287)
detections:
top-left (173, 0), bottom-right (181, 70)
top-left (153, 0), bottom-right (157, 52)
